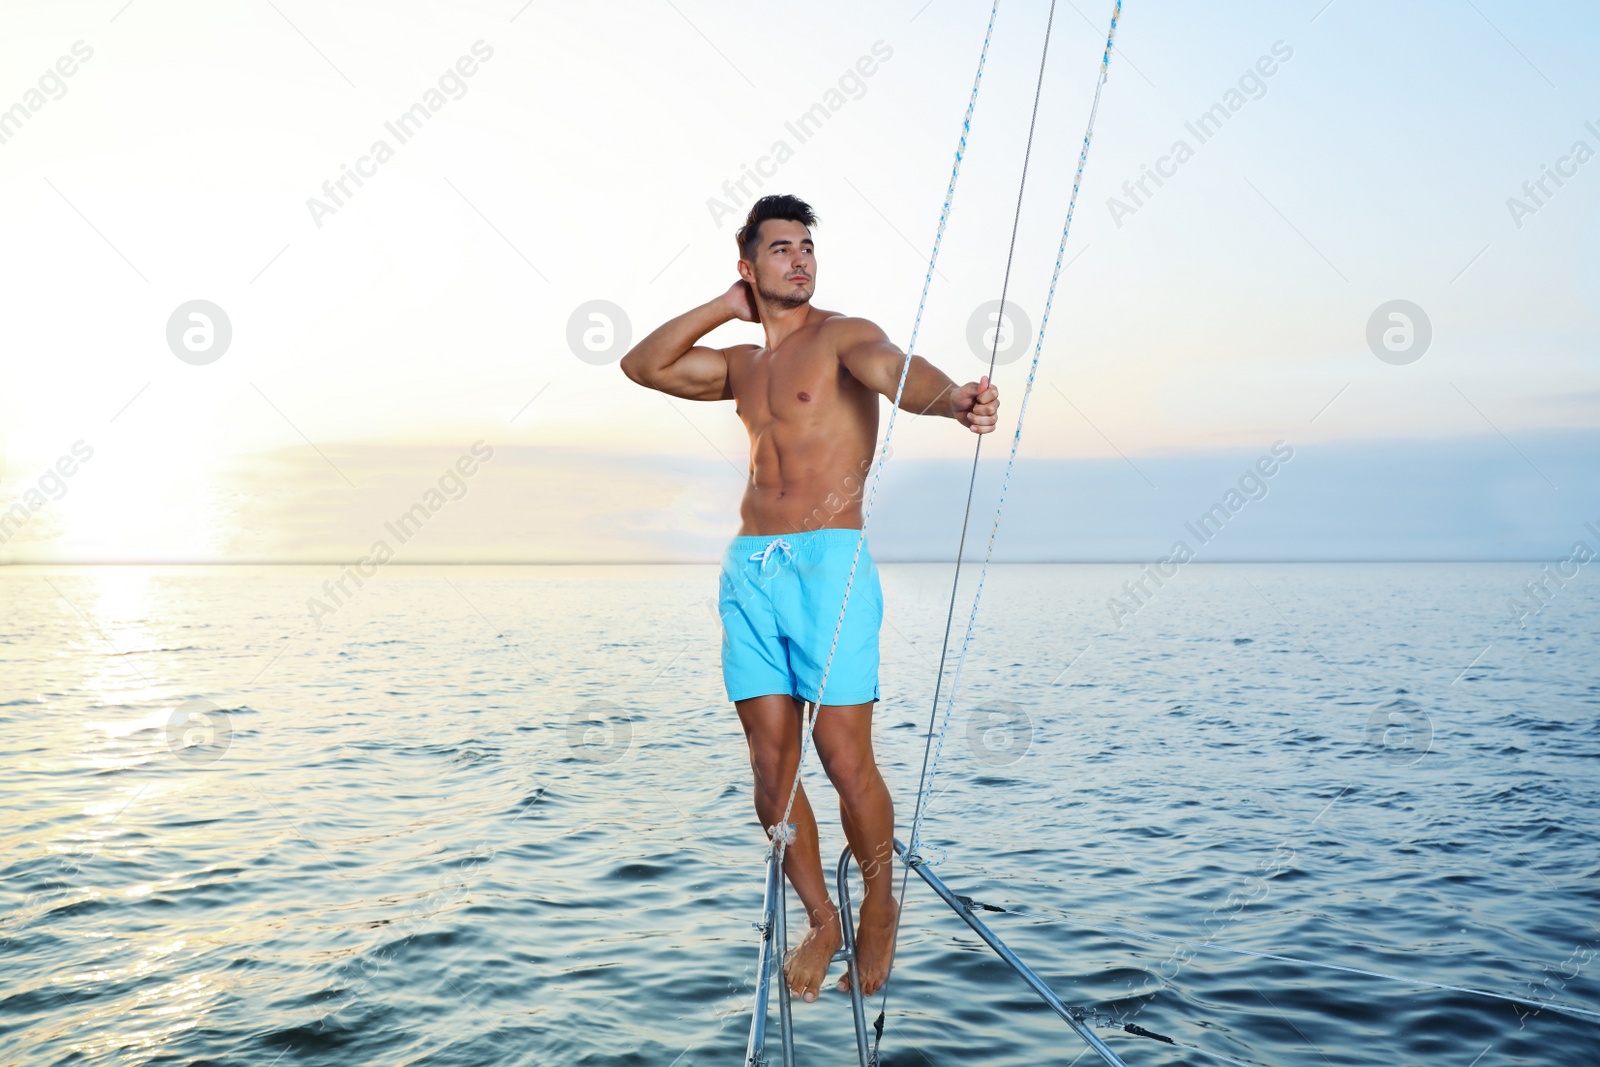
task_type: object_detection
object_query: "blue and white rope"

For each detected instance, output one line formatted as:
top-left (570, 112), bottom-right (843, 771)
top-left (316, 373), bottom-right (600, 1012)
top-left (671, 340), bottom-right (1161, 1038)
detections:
top-left (769, 0), bottom-right (1003, 859)
top-left (907, 0), bottom-right (1123, 862)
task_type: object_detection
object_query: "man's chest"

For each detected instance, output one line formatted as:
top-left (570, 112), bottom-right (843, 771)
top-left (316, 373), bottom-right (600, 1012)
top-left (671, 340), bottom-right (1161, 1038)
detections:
top-left (731, 348), bottom-right (847, 426)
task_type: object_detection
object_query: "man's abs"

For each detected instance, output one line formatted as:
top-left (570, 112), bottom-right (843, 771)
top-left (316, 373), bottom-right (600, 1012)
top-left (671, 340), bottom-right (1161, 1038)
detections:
top-left (729, 329), bottom-right (879, 536)
top-left (738, 467), bottom-right (872, 535)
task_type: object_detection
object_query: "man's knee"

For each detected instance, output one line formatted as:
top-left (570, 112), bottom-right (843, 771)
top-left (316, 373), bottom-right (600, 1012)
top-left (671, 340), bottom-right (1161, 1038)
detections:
top-left (821, 752), bottom-right (877, 802)
top-left (749, 739), bottom-right (800, 792)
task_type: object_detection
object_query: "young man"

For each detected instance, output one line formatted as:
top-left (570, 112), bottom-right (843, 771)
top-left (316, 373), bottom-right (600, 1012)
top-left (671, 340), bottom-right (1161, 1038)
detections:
top-left (619, 194), bottom-right (999, 1003)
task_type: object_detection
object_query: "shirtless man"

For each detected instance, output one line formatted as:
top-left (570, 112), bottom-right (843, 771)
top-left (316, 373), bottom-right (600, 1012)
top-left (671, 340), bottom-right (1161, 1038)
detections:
top-left (619, 194), bottom-right (999, 1003)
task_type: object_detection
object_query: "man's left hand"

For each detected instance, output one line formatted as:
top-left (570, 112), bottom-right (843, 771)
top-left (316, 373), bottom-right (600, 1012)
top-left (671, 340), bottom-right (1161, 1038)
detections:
top-left (953, 375), bottom-right (1000, 434)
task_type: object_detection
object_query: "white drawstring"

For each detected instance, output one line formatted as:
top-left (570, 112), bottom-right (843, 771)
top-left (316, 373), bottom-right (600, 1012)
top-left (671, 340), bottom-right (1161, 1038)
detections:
top-left (748, 538), bottom-right (794, 571)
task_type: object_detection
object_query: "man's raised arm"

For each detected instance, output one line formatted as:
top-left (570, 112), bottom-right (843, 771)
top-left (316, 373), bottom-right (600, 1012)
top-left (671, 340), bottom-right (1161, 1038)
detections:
top-left (835, 318), bottom-right (1000, 434)
top-left (618, 282), bottom-right (753, 401)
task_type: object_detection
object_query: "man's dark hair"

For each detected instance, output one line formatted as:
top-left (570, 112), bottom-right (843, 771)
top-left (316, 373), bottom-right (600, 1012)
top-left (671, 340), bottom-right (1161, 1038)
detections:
top-left (736, 194), bottom-right (818, 262)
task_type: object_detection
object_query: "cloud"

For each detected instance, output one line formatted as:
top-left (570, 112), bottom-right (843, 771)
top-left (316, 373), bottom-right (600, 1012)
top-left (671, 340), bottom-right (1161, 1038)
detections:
top-left (6, 430), bottom-right (1594, 565)
top-left (214, 441), bottom-right (746, 563)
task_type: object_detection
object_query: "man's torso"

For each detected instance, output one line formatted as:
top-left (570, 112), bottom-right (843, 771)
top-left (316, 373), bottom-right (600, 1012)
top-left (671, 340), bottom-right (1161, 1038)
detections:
top-left (727, 310), bottom-right (880, 536)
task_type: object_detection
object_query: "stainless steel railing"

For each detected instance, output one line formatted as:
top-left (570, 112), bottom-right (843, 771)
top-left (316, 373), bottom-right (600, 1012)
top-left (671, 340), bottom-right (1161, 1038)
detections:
top-left (745, 839), bottom-right (1130, 1066)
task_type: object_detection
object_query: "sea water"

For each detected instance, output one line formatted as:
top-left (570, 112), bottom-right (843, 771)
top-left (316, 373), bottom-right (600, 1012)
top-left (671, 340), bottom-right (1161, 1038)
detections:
top-left (1, 563), bottom-right (1596, 1065)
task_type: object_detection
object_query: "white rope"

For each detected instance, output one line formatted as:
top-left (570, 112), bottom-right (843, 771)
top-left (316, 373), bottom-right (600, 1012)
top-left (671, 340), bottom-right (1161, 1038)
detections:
top-left (867, 5), bottom-right (1124, 1055)
top-left (907, 0), bottom-right (1123, 863)
top-left (767, 0), bottom-right (1003, 860)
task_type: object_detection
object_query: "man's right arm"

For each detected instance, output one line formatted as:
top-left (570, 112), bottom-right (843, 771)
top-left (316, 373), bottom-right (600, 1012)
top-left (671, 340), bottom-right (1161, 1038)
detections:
top-left (619, 286), bottom-right (749, 401)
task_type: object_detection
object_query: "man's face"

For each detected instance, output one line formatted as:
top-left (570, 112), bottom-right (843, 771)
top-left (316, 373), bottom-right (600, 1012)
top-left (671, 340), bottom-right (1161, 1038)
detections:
top-left (741, 219), bottom-right (815, 309)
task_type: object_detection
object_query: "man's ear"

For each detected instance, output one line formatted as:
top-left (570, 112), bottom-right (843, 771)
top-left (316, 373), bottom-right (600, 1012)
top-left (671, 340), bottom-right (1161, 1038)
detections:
top-left (736, 259), bottom-right (754, 284)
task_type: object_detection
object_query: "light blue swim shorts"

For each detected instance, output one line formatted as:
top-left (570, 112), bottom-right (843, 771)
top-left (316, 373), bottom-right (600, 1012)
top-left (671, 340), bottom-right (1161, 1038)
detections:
top-left (718, 528), bottom-right (884, 706)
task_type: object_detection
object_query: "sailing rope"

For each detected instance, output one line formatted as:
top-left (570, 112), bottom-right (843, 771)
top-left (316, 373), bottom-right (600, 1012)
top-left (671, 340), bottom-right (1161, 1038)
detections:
top-left (739, 1), bottom-right (1600, 1058)
top-left (872, 3), bottom-right (1123, 1057)
top-left (905, 0), bottom-right (1122, 864)
top-left (766, 0), bottom-right (1002, 855)
top-left (755, 0), bottom-right (1124, 1059)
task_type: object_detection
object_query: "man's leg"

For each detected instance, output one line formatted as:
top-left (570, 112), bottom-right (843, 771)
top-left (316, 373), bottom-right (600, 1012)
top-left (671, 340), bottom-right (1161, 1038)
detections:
top-left (812, 700), bottom-right (898, 997)
top-left (736, 693), bottom-right (841, 1002)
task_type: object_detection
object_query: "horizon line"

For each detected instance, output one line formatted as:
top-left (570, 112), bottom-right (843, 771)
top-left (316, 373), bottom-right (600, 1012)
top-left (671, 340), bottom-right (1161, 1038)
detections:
top-left (0, 558), bottom-right (1555, 567)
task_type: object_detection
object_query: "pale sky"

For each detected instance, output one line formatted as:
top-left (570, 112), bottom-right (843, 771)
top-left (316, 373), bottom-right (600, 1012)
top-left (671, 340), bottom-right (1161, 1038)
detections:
top-left (0, 0), bottom-right (1596, 562)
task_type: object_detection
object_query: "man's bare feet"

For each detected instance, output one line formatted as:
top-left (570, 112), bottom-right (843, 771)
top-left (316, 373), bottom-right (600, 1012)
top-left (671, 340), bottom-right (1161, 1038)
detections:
top-left (838, 894), bottom-right (899, 997)
top-left (784, 908), bottom-right (843, 1002)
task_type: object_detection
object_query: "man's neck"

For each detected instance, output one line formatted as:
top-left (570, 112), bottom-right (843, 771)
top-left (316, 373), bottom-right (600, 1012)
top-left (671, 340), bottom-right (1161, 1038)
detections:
top-left (757, 301), bottom-right (817, 353)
